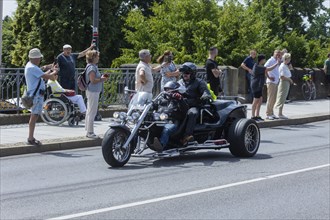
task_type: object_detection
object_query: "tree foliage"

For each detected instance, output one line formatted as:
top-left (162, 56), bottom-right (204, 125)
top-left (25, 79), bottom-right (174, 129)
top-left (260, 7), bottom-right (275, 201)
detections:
top-left (2, 0), bottom-right (330, 68)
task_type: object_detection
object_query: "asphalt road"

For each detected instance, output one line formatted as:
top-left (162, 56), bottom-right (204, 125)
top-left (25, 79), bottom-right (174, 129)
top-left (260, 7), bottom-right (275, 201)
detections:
top-left (1, 121), bottom-right (329, 220)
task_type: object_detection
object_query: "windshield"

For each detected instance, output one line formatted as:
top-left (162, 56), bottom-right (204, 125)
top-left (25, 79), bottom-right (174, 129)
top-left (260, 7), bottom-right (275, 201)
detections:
top-left (128, 92), bottom-right (153, 110)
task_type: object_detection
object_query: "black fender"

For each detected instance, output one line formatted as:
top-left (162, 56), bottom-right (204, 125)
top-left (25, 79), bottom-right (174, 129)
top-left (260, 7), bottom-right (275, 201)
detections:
top-left (104, 124), bottom-right (137, 153)
top-left (219, 105), bottom-right (247, 126)
top-left (108, 123), bottom-right (131, 134)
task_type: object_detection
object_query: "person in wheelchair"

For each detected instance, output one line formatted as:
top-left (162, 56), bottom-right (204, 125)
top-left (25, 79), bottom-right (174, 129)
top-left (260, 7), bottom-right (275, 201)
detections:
top-left (153, 81), bottom-right (189, 152)
top-left (47, 74), bottom-right (86, 115)
top-left (178, 62), bottom-right (212, 145)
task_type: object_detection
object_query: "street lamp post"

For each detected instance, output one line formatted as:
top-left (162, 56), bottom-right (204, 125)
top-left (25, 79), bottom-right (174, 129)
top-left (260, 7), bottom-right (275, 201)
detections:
top-left (92, 0), bottom-right (99, 51)
top-left (0, 0), bottom-right (3, 67)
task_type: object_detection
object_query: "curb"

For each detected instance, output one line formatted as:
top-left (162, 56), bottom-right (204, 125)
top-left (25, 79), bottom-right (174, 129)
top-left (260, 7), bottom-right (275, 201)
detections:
top-left (1, 114), bottom-right (329, 157)
top-left (257, 114), bottom-right (330, 128)
top-left (0, 136), bottom-right (103, 157)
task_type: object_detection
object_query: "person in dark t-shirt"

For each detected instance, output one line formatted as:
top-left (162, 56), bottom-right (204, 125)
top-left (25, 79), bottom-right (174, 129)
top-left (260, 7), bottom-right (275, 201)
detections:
top-left (251, 54), bottom-right (279, 121)
top-left (241, 50), bottom-right (257, 102)
top-left (205, 47), bottom-right (222, 96)
top-left (57, 44), bottom-right (94, 90)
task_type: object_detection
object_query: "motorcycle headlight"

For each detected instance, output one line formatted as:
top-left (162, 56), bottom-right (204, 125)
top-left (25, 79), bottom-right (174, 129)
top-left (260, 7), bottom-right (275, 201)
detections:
top-left (113, 112), bottom-right (120, 118)
top-left (131, 112), bottom-right (140, 121)
top-left (126, 116), bottom-right (134, 124)
top-left (119, 112), bottom-right (127, 120)
top-left (153, 113), bottom-right (160, 121)
top-left (160, 113), bottom-right (169, 121)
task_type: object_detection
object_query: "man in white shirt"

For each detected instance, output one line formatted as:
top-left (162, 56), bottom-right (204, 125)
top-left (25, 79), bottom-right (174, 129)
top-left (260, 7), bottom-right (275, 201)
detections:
top-left (264, 50), bottom-right (281, 120)
top-left (25, 48), bottom-right (57, 145)
top-left (134, 49), bottom-right (162, 105)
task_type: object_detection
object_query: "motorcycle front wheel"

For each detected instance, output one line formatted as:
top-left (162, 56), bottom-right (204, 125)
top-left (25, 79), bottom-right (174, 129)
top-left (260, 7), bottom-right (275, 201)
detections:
top-left (102, 128), bottom-right (132, 167)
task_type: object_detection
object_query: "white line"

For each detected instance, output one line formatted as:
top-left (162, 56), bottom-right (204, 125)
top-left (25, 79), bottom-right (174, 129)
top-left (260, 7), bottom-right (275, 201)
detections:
top-left (47, 164), bottom-right (330, 220)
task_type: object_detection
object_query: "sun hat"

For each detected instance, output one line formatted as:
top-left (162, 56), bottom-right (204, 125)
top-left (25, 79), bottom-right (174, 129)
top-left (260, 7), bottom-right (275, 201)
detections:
top-left (28, 48), bottom-right (43, 59)
top-left (63, 44), bottom-right (72, 49)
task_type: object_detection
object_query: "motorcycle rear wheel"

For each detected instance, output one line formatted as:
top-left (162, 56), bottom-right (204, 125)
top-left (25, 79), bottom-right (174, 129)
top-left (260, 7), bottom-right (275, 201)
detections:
top-left (102, 128), bottom-right (132, 167)
top-left (228, 119), bottom-right (260, 157)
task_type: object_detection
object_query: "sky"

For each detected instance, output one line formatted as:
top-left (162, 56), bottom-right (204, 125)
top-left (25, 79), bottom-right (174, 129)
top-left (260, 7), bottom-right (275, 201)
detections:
top-left (2, 0), bottom-right (330, 18)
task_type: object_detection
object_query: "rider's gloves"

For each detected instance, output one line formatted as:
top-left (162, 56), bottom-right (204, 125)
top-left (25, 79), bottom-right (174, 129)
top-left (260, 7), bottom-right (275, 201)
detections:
top-left (171, 92), bottom-right (182, 100)
top-left (200, 95), bottom-right (212, 104)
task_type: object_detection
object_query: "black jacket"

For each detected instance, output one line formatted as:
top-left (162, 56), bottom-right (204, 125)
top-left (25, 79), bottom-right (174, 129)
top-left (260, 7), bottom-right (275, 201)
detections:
top-left (178, 78), bottom-right (211, 107)
top-left (157, 94), bottom-right (189, 122)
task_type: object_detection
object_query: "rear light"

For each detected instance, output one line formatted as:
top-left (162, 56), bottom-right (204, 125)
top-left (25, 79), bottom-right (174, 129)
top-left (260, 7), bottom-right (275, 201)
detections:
top-left (214, 139), bottom-right (228, 145)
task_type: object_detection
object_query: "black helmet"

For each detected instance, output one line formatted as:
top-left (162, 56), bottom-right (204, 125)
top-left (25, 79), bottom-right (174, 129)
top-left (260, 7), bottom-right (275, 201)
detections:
top-left (163, 81), bottom-right (180, 92)
top-left (179, 62), bottom-right (197, 79)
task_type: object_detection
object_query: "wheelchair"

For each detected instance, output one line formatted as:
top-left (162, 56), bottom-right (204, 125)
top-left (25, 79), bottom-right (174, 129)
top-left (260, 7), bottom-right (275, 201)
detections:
top-left (41, 87), bottom-right (83, 126)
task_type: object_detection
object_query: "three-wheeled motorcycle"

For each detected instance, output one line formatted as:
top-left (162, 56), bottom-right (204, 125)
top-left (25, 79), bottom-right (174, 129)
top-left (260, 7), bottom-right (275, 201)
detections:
top-left (101, 86), bottom-right (260, 168)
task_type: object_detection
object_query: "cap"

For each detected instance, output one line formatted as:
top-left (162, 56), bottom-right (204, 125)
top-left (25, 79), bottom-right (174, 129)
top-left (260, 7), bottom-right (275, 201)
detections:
top-left (63, 44), bottom-right (72, 49)
top-left (28, 48), bottom-right (43, 59)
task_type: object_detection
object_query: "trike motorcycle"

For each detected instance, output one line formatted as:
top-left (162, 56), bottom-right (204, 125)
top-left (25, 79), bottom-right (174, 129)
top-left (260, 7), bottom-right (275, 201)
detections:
top-left (102, 88), bottom-right (260, 167)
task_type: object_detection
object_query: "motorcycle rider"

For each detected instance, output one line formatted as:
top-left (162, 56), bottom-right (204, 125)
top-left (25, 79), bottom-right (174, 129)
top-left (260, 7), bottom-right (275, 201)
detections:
top-left (153, 81), bottom-right (189, 151)
top-left (178, 62), bottom-right (212, 145)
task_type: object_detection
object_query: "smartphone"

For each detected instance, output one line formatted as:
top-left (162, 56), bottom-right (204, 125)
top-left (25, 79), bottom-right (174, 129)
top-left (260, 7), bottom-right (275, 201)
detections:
top-left (103, 73), bottom-right (109, 77)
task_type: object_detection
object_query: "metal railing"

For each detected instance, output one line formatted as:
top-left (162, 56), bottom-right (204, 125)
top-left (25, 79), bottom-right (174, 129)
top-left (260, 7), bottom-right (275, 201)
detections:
top-left (0, 67), bottom-right (211, 113)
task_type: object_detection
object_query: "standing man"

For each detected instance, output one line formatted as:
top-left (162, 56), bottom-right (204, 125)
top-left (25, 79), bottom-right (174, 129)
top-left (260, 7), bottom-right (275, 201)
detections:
top-left (135, 49), bottom-right (162, 104)
top-left (241, 49), bottom-right (257, 102)
top-left (25, 48), bottom-right (57, 145)
top-left (323, 53), bottom-right (330, 97)
top-left (265, 50), bottom-right (282, 120)
top-left (205, 46), bottom-right (222, 96)
top-left (57, 44), bottom-right (94, 90)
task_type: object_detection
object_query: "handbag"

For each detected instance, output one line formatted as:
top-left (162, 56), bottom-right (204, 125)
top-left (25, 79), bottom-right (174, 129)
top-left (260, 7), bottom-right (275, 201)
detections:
top-left (21, 79), bottom-right (42, 109)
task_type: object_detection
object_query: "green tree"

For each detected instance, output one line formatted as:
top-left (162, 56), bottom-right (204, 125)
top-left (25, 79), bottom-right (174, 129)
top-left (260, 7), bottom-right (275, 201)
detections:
top-left (114, 0), bottom-right (220, 66)
top-left (10, 0), bottom-right (125, 68)
top-left (1, 16), bottom-right (15, 67)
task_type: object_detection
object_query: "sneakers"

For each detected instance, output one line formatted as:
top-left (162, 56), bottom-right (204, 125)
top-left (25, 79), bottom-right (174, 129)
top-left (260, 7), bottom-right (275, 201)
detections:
top-left (266, 115), bottom-right (275, 120)
top-left (86, 133), bottom-right (99, 139)
top-left (180, 135), bottom-right (194, 145)
top-left (272, 115), bottom-right (279, 119)
top-left (252, 116), bottom-right (264, 122)
top-left (278, 115), bottom-right (289, 119)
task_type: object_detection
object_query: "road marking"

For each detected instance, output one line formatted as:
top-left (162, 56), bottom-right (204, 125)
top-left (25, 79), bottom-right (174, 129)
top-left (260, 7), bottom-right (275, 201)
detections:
top-left (48, 164), bottom-right (330, 220)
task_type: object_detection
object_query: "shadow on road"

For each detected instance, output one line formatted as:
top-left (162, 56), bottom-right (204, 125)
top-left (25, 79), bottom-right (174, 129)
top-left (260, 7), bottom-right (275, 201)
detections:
top-left (40, 152), bottom-right (92, 158)
top-left (261, 140), bottom-right (283, 144)
top-left (109, 151), bottom-right (272, 170)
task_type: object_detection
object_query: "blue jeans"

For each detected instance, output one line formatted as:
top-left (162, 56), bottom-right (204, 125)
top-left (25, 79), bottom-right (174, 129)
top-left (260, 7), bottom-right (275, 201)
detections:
top-left (159, 123), bottom-right (177, 147)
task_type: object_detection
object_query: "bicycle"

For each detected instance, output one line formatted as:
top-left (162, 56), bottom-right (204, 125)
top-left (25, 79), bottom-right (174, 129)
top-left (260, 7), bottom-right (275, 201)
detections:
top-left (301, 72), bottom-right (316, 101)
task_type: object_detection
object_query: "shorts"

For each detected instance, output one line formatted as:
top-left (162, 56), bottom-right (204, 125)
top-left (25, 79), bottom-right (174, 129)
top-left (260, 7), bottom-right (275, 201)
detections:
top-left (31, 95), bottom-right (44, 115)
top-left (253, 90), bottom-right (263, 99)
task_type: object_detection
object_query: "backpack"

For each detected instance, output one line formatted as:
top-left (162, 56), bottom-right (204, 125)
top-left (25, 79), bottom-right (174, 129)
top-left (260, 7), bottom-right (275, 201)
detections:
top-left (77, 64), bottom-right (91, 91)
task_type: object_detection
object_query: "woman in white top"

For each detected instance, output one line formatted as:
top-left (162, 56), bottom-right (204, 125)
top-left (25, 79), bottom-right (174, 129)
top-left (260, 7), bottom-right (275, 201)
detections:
top-left (275, 53), bottom-right (294, 119)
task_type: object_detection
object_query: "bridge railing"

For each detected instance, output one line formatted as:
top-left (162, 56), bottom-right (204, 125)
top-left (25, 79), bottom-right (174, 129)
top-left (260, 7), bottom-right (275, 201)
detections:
top-left (0, 67), bottom-right (210, 113)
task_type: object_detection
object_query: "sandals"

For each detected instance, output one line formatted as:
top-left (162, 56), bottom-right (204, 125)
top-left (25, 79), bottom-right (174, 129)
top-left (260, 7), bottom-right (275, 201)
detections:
top-left (27, 138), bottom-right (42, 146)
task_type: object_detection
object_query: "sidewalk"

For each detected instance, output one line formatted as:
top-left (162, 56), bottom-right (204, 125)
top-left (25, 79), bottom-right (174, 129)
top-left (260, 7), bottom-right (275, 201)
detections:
top-left (0, 99), bottom-right (329, 157)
